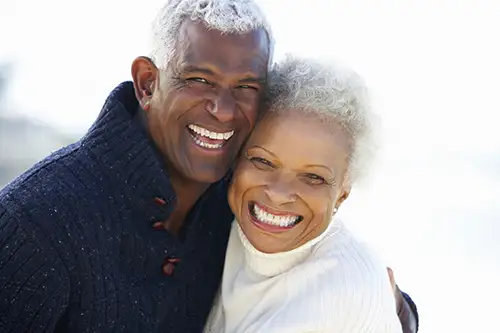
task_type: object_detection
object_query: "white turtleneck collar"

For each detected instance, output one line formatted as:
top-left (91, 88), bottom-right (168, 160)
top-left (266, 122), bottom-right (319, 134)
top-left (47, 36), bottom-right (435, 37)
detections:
top-left (235, 218), bottom-right (342, 277)
top-left (204, 216), bottom-right (403, 333)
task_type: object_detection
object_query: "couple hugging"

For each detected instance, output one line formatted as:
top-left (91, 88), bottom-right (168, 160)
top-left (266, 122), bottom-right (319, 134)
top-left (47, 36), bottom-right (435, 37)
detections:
top-left (0, 0), bottom-right (418, 332)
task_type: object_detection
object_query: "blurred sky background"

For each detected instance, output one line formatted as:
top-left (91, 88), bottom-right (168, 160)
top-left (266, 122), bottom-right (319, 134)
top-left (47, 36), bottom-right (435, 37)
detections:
top-left (1, 0), bottom-right (499, 331)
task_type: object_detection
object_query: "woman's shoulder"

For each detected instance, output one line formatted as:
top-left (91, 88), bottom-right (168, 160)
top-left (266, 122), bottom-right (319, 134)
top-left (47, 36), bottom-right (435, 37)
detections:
top-left (311, 220), bottom-right (389, 284)
top-left (286, 221), bottom-right (400, 331)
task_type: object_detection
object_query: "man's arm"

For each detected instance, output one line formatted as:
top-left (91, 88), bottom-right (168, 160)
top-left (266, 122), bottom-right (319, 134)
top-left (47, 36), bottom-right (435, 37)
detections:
top-left (397, 289), bottom-right (419, 333)
top-left (0, 209), bottom-right (70, 332)
top-left (388, 268), bottom-right (418, 333)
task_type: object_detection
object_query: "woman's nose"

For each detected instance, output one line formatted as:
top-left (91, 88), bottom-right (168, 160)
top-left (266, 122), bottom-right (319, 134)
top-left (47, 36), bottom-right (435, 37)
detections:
top-left (263, 181), bottom-right (297, 206)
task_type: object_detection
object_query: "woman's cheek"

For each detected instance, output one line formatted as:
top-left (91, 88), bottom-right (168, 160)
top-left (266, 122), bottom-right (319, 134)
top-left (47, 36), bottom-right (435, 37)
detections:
top-left (304, 187), bottom-right (336, 217)
top-left (234, 163), bottom-right (265, 189)
top-left (229, 165), bottom-right (256, 216)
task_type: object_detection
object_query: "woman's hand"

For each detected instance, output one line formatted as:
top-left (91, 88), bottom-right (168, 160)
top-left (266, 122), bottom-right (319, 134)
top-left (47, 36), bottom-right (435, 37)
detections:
top-left (387, 268), bottom-right (401, 310)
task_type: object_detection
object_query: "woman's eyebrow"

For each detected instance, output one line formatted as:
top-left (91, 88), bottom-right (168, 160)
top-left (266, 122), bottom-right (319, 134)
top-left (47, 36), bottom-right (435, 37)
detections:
top-left (303, 164), bottom-right (334, 175)
top-left (248, 145), bottom-right (278, 159)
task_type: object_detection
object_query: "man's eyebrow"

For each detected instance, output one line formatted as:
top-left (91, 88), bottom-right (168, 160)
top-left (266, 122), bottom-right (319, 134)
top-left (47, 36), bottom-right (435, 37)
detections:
top-left (180, 64), bottom-right (266, 84)
top-left (180, 65), bottom-right (215, 76)
top-left (239, 76), bottom-right (267, 85)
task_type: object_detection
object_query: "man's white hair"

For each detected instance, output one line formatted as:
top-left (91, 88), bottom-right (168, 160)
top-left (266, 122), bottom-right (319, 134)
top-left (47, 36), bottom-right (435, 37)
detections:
top-left (267, 55), bottom-right (380, 186)
top-left (150, 0), bottom-right (274, 69)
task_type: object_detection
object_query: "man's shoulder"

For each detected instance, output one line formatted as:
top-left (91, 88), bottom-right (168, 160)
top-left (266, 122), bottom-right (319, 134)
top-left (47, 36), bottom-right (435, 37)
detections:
top-left (0, 142), bottom-right (106, 269)
top-left (0, 141), bottom-right (97, 222)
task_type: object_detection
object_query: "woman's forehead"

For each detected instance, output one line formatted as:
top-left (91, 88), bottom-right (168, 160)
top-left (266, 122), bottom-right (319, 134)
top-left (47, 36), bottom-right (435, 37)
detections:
top-left (247, 111), bottom-right (351, 165)
top-left (252, 111), bottom-right (345, 143)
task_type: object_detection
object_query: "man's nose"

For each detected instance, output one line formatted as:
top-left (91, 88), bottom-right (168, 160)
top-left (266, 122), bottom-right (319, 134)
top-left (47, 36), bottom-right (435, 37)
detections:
top-left (263, 178), bottom-right (297, 207)
top-left (206, 89), bottom-right (236, 123)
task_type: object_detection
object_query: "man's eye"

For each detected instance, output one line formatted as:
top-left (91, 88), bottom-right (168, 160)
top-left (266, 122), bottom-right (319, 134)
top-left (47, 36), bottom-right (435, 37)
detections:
top-left (237, 84), bottom-right (259, 91)
top-left (187, 77), bottom-right (211, 85)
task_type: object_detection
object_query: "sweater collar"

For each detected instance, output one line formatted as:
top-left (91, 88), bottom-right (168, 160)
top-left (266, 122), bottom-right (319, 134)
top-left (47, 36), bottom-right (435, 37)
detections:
top-left (235, 219), bottom-right (342, 277)
top-left (80, 81), bottom-right (177, 222)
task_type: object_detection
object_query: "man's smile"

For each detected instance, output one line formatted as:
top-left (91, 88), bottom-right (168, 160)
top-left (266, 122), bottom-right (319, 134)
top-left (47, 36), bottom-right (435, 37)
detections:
top-left (187, 124), bottom-right (235, 150)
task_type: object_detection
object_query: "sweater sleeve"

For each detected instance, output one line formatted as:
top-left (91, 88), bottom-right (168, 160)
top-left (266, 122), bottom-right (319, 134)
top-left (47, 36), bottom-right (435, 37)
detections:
top-left (332, 239), bottom-right (404, 333)
top-left (399, 291), bottom-right (419, 333)
top-left (0, 209), bottom-right (70, 332)
top-left (342, 287), bottom-right (404, 333)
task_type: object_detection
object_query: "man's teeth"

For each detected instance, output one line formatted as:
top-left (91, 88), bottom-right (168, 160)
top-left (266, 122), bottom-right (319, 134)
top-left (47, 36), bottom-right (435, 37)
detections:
top-left (252, 204), bottom-right (299, 227)
top-left (188, 124), bottom-right (234, 140)
top-left (192, 137), bottom-right (224, 149)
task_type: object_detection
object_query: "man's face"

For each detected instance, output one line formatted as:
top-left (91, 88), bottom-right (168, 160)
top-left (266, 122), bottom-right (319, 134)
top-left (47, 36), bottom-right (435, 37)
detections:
top-left (133, 20), bottom-right (270, 185)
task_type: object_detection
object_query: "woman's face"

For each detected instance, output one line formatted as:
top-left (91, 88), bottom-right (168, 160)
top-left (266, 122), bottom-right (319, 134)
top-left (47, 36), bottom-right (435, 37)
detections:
top-left (228, 110), bottom-right (352, 253)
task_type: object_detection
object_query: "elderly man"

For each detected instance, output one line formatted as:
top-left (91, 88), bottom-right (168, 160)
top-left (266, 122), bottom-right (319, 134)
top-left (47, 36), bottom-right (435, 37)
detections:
top-left (0, 0), bottom-right (418, 332)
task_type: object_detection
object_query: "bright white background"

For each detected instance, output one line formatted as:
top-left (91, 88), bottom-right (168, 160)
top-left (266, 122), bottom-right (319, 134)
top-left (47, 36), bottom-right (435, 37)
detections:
top-left (1, 1), bottom-right (499, 331)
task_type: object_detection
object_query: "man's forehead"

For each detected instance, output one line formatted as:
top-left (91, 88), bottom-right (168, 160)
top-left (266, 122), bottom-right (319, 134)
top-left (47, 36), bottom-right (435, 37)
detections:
top-left (177, 19), bottom-right (270, 73)
top-left (179, 19), bottom-right (268, 47)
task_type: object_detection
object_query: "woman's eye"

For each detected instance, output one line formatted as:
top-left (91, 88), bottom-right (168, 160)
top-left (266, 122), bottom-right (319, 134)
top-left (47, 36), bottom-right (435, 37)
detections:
top-left (303, 173), bottom-right (326, 185)
top-left (249, 157), bottom-right (274, 169)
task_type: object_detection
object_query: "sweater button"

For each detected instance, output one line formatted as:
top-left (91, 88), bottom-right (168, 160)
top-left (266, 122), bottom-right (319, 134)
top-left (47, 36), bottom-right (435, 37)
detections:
top-left (154, 197), bottom-right (167, 205)
top-left (162, 257), bottom-right (181, 276)
top-left (152, 221), bottom-right (164, 230)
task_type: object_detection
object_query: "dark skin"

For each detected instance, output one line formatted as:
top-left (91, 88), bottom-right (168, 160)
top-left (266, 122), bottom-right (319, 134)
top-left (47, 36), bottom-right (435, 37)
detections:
top-left (229, 111), bottom-right (352, 254)
top-left (130, 19), bottom-right (416, 332)
top-left (131, 19), bottom-right (270, 234)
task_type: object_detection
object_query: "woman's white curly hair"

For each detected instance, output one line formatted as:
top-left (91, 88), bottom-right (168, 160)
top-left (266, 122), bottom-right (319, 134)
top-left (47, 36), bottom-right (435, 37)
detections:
top-left (266, 55), bottom-right (380, 186)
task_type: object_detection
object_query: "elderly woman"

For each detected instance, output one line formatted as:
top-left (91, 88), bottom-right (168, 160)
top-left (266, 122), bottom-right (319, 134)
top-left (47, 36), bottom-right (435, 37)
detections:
top-left (204, 55), bottom-right (404, 333)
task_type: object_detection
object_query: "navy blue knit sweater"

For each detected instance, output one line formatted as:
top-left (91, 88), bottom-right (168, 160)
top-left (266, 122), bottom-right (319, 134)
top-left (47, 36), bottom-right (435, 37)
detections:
top-left (0, 82), bottom-right (234, 332)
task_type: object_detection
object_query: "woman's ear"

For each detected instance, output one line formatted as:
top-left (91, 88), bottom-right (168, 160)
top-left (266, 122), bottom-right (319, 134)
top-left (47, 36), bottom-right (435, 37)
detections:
top-left (334, 186), bottom-right (351, 212)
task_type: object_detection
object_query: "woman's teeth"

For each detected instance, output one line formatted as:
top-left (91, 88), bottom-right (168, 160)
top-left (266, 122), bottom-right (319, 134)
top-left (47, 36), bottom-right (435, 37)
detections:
top-left (252, 203), bottom-right (301, 228)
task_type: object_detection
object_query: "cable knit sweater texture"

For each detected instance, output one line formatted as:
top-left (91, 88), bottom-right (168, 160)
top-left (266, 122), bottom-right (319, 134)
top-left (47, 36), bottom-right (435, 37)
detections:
top-left (0, 82), bottom-right (234, 332)
top-left (205, 220), bottom-right (403, 333)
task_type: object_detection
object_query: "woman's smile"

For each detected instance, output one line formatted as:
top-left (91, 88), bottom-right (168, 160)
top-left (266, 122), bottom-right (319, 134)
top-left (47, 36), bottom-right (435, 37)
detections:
top-left (248, 201), bottom-right (304, 232)
top-left (227, 110), bottom-right (350, 253)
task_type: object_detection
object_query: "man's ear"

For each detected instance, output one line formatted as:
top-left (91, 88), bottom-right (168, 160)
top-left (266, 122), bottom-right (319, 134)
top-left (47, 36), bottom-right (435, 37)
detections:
top-left (131, 56), bottom-right (158, 110)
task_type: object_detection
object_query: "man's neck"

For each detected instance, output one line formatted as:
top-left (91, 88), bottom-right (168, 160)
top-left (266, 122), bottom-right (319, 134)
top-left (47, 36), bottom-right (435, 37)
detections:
top-left (169, 169), bottom-right (210, 202)
top-left (137, 108), bottom-right (211, 234)
top-left (165, 170), bottom-right (210, 235)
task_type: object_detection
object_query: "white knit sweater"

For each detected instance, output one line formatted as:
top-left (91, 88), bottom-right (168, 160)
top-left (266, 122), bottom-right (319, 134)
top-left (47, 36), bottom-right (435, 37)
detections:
top-left (204, 219), bottom-right (403, 333)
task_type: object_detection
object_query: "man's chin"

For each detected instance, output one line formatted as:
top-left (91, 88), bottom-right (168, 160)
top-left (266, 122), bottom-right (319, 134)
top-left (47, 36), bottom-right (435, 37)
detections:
top-left (180, 139), bottom-right (236, 184)
top-left (182, 165), bottom-right (231, 185)
top-left (193, 173), bottom-right (227, 185)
